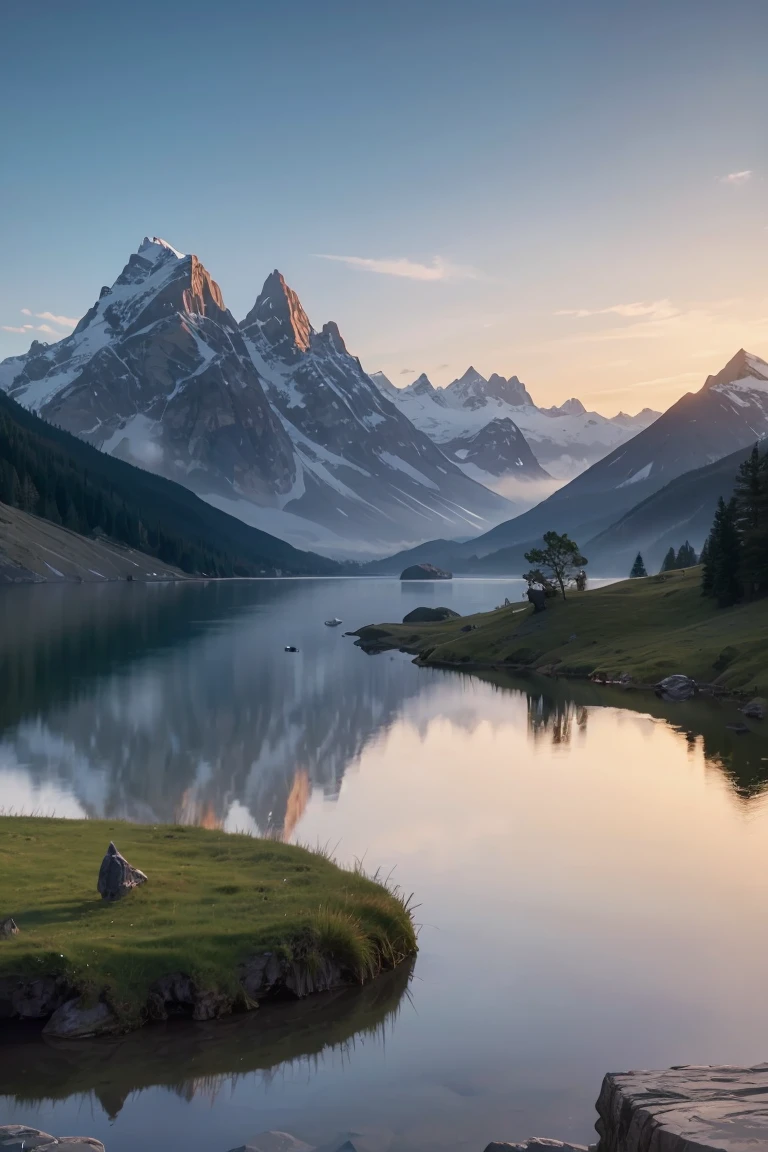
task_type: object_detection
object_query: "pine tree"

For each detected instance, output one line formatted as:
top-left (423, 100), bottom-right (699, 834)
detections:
top-left (630, 552), bottom-right (647, 578)
top-left (700, 537), bottom-right (713, 595)
top-left (675, 540), bottom-right (697, 568)
top-left (660, 546), bottom-right (676, 573)
top-left (20, 474), bottom-right (39, 513)
top-left (733, 444), bottom-right (768, 598)
top-left (703, 497), bottom-right (743, 608)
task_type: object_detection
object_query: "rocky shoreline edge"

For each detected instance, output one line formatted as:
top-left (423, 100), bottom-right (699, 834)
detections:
top-left (7, 1062), bottom-right (767, 1151)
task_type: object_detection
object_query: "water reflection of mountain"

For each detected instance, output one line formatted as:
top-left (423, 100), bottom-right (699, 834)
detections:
top-left (0, 581), bottom-right (428, 832)
top-left (476, 669), bottom-right (768, 798)
top-left (0, 961), bottom-right (412, 1120)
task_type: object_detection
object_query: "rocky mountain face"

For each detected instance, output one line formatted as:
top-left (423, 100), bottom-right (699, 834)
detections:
top-left (373, 365), bottom-right (658, 481)
top-left (442, 416), bottom-right (551, 484)
top-left (0, 240), bottom-right (514, 558)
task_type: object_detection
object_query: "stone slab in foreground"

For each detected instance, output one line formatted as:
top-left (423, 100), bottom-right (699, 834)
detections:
top-left (0, 1126), bottom-right (104, 1150)
top-left (596, 1064), bottom-right (768, 1152)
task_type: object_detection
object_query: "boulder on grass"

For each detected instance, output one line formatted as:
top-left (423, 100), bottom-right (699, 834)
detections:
top-left (402, 606), bottom-right (460, 624)
top-left (655, 674), bottom-right (696, 701)
top-left (97, 841), bottom-right (147, 901)
top-left (0, 918), bottom-right (18, 938)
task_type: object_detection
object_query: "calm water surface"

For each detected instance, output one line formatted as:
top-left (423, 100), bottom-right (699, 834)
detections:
top-left (2, 578), bottom-right (768, 1152)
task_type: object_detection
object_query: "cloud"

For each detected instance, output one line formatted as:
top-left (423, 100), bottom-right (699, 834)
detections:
top-left (555, 299), bottom-right (678, 320)
top-left (399, 368), bottom-right (415, 376)
top-left (35, 310), bottom-right (79, 328)
top-left (1, 325), bottom-right (29, 333)
top-left (593, 371), bottom-right (702, 398)
top-left (722, 170), bottom-right (752, 185)
top-left (437, 363), bottom-right (449, 369)
top-left (35, 324), bottom-right (60, 335)
top-left (20, 308), bottom-right (32, 316)
top-left (314, 253), bottom-right (478, 281)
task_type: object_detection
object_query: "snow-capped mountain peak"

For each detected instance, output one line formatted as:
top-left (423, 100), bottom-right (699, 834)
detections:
top-left (703, 347), bottom-right (768, 393)
top-left (137, 235), bottom-right (186, 262)
top-left (241, 269), bottom-right (312, 358)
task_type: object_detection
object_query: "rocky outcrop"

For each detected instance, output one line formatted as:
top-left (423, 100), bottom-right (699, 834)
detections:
top-left (741, 697), bottom-right (766, 719)
top-left (0, 918), bottom-right (18, 938)
top-left (0, 1126), bottom-right (104, 1150)
top-left (0, 974), bottom-right (72, 1019)
top-left (97, 842), bottom-right (147, 900)
top-left (484, 1141), bottom-right (589, 1152)
top-left (655, 675), bottom-right (696, 701)
top-left (595, 1064), bottom-right (768, 1152)
top-left (400, 563), bottom-right (452, 580)
top-left (402, 607), bottom-right (460, 623)
top-left (43, 997), bottom-right (118, 1038)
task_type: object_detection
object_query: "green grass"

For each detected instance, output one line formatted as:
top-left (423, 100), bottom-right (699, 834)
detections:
top-left (0, 818), bottom-right (417, 1025)
top-left (355, 567), bottom-right (768, 692)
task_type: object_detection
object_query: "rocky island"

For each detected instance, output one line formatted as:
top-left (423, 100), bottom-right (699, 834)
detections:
top-left (400, 563), bottom-right (452, 580)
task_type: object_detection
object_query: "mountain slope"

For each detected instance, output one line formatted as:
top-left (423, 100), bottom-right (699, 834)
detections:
top-left (375, 365), bottom-right (658, 480)
top-left (0, 241), bottom-right (515, 558)
top-left (459, 349), bottom-right (768, 559)
top-left (0, 385), bottom-right (342, 577)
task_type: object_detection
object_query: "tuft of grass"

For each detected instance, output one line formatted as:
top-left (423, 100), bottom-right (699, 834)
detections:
top-left (355, 568), bottom-right (768, 693)
top-left (0, 817), bottom-right (417, 1025)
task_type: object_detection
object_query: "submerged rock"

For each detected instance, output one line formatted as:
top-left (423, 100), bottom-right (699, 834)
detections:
top-left (655, 674), bottom-right (696, 701)
top-left (97, 841), bottom-right (147, 901)
top-left (226, 1135), bottom-right (314, 1152)
top-left (43, 996), bottom-right (119, 1038)
top-left (400, 563), bottom-right (452, 580)
top-left (0, 1126), bottom-right (104, 1150)
top-left (484, 1143), bottom-right (590, 1152)
top-left (741, 697), bottom-right (767, 719)
top-left (402, 606), bottom-right (460, 623)
top-left (0, 918), bottom-right (18, 938)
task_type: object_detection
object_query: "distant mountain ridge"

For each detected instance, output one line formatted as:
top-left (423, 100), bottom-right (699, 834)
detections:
top-left (371, 365), bottom-right (660, 482)
top-left (0, 238), bottom-right (514, 558)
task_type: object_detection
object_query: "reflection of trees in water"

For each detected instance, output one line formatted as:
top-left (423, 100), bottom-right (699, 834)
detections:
top-left (527, 693), bottom-right (588, 746)
top-left (0, 581), bottom-right (427, 834)
top-left (0, 960), bottom-right (414, 1119)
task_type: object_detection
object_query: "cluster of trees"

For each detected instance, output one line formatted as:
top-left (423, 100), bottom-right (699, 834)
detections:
top-left (0, 389), bottom-right (339, 578)
top-left (660, 541), bottom-right (697, 572)
top-left (701, 445), bottom-right (768, 608)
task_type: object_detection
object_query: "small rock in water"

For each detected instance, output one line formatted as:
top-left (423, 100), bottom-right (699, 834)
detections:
top-left (726, 722), bottom-right (751, 734)
top-left (655, 674), bottom-right (696, 701)
top-left (97, 841), bottom-right (147, 901)
top-left (42, 996), bottom-right (118, 1038)
top-left (225, 1134), bottom-right (314, 1152)
top-left (741, 697), bottom-right (767, 719)
top-left (0, 918), bottom-right (19, 938)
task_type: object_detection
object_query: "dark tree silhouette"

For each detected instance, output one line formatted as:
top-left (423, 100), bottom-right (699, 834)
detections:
top-left (524, 531), bottom-right (588, 601)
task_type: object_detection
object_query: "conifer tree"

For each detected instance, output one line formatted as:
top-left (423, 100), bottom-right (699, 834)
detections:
top-left (675, 540), bottom-right (697, 568)
top-left (733, 444), bottom-right (768, 598)
top-left (630, 553), bottom-right (647, 578)
top-left (703, 497), bottom-right (742, 607)
top-left (660, 546), bottom-right (676, 573)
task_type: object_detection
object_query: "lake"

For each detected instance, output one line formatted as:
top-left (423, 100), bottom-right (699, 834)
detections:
top-left (2, 577), bottom-right (768, 1152)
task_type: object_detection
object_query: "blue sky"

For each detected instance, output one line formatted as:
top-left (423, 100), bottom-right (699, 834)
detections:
top-left (2, 0), bottom-right (767, 411)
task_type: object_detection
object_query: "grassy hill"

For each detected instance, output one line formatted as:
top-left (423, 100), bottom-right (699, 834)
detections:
top-left (355, 568), bottom-right (768, 692)
top-left (0, 389), bottom-right (342, 577)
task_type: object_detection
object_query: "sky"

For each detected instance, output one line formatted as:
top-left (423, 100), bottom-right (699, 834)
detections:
top-left (1, 0), bottom-right (767, 415)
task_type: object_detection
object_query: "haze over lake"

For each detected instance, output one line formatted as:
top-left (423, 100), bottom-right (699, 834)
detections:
top-left (3, 578), bottom-right (768, 1152)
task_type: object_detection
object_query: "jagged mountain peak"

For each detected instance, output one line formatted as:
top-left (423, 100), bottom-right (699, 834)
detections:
top-left (137, 236), bottom-right (186, 262)
top-left (703, 348), bottom-right (768, 391)
top-left (241, 269), bottom-right (312, 355)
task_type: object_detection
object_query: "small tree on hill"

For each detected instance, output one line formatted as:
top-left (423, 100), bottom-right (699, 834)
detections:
top-left (702, 496), bottom-right (742, 608)
top-left (675, 540), bottom-right (697, 568)
top-left (733, 443), bottom-right (768, 598)
top-left (630, 553), bottom-right (647, 578)
top-left (523, 531), bottom-right (587, 601)
top-left (660, 546), bottom-right (676, 573)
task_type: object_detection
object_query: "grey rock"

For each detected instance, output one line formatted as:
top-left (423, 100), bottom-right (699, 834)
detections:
top-left (402, 606), bottom-right (460, 623)
top-left (596, 1063), bottom-right (768, 1152)
top-left (315, 1130), bottom-right (393, 1152)
top-left (97, 841), bottom-right (147, 901)
top-left (0, 917), bottom-right (18, 938)
top-left (527, 587), bottom-right (547, 613)
top-left (655, 674), bottom-right (696, 701)
top-left (43, 996), bottom-right (119, 1038)
top-left (0, 1127), bottom-right (104, 1150)
top-left (0, 974), bottom-right (72, 1019)
top-left (484, 1143), bottom-right (589, 1152)
top-left (149, 972), bottom-right (233, 1021)
top-left (239, 951), bottom-right (347, 1002)
top-left (741, 697), bottom-right (767, 719)
top-left (225, 1134), bottom-right (314, 1152)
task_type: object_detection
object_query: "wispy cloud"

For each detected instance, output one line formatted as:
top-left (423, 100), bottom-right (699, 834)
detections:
top-left (314, 253), bottom-right (479, 282)
top-left (399, 368), bottom-right (415, 375)
top-left (594, 371), bottom-right (702, 398)
top-left (1, 325), bottom-right (32, 334)
top-left (555, 299), bottom-right (678, 321)
top-left (35, 310), bottom-right (79, 328)
top-left (722, 170), bottom-right (752, 185)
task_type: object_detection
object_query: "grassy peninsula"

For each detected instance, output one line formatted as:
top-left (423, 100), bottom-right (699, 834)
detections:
top-left (356, 568), bottom-right (768, 692)
top-left (0, 818), bottom-right (416, 1028)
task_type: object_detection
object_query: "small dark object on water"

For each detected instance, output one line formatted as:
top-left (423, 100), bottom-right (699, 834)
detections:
top-left (741, 698), bottom-right (767, 720)
top-left (284, 646), bottom-right (298, 653)
top-left (655, 674), bottom-right (696, 702)
top-left (0, 917), bottom-right (19, 938)
top-left (97, 842), bottom-right (147, 901)
top-left (726, 723), bottom-right (751, 734)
